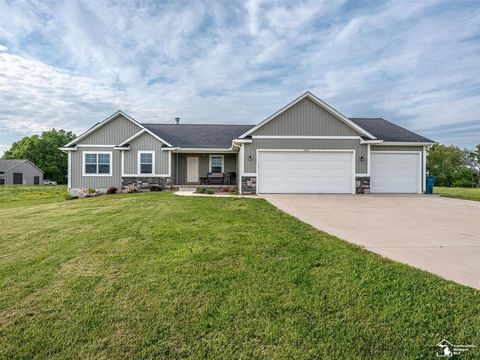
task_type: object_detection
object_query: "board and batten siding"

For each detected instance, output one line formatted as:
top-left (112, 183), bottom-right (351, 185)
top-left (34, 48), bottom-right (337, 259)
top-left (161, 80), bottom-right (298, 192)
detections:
top-left (243, 139), bottom-right (368, 174)
top-left (77, 115), bottom-right (142, 145)
top-left (251, 98), bottom-right (360, 137)
top-left (171, 153), bottom-right (237, 184)
top-left (123, 132), bottom-right (170, 175)
top-left (70, 146), bottom-right (122, 189)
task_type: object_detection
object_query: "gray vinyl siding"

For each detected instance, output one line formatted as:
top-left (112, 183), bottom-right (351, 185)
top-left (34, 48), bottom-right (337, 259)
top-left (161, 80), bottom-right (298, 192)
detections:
top-left (123, 132), bottom-right (170, 175)
top-left (244, 139), bottom-right (368, 174)
top-left (77, 115), bottom-right (142, 145)
top-left (70, 147), bottom-right (122, 190)
top-left (171, 153), bottom-right (237, 184)
top-left (371, 145), bottom-right (423, 152)
top-left (1, 162), bottom-right (43, 185)
top-left (252, 98), bottom-right (360, 136)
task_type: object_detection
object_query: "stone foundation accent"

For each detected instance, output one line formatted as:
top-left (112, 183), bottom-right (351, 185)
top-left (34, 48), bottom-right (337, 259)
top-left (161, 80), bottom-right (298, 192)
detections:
top-left (241, 176), bottom-right (257, 194)
top-left (355, 176), bottom-right (370, 194)
top-left (122, 177), bottom-right (171, 190)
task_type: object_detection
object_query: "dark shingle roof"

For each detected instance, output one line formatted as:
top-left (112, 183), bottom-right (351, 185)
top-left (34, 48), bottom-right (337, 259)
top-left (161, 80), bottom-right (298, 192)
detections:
top-left (142, 124), bottom-right (254, 148)
top-left (349, 118), bottom-right (434, 143)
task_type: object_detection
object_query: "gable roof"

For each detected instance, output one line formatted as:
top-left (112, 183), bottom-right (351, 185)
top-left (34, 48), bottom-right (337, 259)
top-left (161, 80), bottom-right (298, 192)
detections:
top-left (64, 110), bottom-right (143, 147)
top-left (143, 124), bottom-right (254, 148)
top-left (0, 159), bottom-right (44, 173)
top-left (117, 128), bottom-right (174, 147)
top-left (349, 118), bottom-right (434, 143)
top-left (238, 91), bottom-right (376, 139)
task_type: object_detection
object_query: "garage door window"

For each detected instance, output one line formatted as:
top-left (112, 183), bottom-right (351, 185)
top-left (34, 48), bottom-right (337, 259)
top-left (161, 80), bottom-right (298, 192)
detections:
top-left (83, 152), bottom-right (112, 176)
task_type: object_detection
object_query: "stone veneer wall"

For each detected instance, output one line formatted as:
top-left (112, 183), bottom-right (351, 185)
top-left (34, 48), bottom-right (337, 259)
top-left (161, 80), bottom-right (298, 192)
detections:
top-left (122, 177), bottom-right (171, 189)
top-left (241, 176), bottom-right (257, 194)
top-left (355, 176), bottom-right (370, 194)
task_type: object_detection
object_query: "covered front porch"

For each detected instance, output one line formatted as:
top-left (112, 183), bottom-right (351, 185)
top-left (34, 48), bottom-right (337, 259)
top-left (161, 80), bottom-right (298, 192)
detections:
top-left (170, 151), bottom-right (239, 186)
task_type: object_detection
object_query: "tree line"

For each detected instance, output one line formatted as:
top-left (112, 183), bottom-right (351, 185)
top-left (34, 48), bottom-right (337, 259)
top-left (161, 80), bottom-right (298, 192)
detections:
top-left (427, 144), bottom-right (480, 187)
top-left (1, 130), bottom-right (479, 188)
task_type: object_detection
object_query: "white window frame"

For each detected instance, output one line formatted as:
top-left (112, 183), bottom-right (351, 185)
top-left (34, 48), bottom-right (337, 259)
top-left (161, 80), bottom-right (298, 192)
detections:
top-left (209, 154), bottom-right (224, 173)
top-left (82, 151), bottom-right (112, 177)
top-left (138, 151), bottom-right (155, 175)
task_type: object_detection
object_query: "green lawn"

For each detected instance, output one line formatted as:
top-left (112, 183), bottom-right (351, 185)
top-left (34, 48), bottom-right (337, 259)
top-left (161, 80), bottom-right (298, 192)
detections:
top-left (0, 188), bottom-right (479, 359)
top-left (434, 186), bottom-right (480, 202)
top-left (0, 185), bottom-right (67, 208)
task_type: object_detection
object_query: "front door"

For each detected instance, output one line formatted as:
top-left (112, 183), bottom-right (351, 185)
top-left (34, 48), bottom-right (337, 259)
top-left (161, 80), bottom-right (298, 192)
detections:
top-left (34, 176), bottom-right (40, 185)
top-left (186, 157), bottom-right (199, 183)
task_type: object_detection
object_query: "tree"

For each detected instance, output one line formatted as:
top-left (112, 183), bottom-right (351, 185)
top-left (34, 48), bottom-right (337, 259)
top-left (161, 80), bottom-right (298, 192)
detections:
top-left (2, 129), bottom-right (76, 183)
top-left (426, 144), bottom-right (464, 187)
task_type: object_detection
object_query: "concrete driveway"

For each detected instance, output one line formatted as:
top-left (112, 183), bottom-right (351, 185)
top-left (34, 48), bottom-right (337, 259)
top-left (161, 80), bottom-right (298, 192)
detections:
top-left (262, 194), bottom-right (480, 290)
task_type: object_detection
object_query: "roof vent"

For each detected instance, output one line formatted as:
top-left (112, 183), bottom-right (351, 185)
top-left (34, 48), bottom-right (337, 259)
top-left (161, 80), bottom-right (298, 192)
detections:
top-left (175, 117), bottom-right (180, 125)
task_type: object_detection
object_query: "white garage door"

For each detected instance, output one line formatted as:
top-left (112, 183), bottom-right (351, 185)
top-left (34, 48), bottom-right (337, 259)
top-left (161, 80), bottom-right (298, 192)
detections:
top-left (370, 152), bottom-right (421, 193)
top-left (257, 151), bottom-right (354, 194)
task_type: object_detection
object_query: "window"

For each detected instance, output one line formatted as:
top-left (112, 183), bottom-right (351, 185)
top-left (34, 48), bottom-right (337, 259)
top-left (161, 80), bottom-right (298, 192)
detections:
top-left (138, 151), bottom-right (155, 174)
top-left (83, 152), bottom-right (111, 176)
top-left (209, 155), bottom-right (224, 173)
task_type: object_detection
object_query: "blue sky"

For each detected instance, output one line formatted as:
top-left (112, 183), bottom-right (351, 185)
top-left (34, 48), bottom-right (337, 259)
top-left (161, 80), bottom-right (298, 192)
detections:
top-left (0, 0), bottom-right (479, 155)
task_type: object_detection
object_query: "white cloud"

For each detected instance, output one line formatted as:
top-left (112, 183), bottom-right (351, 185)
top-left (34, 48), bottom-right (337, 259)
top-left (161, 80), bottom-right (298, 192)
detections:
top-left (0, 0), bottom-right (478, 148)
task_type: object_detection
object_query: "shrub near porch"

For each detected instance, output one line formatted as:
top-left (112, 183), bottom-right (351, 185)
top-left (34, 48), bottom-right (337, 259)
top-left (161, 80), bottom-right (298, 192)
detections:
top-left (0, 190), bottom-right (479, 359)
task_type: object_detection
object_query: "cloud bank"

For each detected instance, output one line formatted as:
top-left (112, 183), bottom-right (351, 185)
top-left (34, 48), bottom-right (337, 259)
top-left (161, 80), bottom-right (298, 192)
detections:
top-left (0, 0), bottom-right (479, 154)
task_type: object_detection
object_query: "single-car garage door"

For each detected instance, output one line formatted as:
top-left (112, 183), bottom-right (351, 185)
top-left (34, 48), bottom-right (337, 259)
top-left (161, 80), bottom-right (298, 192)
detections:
top-left (258, 151), bottom-right (354, 194)
top-left (370, 152), bottom-right (421, 193)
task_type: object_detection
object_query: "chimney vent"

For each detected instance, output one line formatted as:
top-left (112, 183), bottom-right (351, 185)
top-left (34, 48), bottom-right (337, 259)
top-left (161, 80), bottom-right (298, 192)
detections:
top-left (175, 117), bottom-right (180, 125)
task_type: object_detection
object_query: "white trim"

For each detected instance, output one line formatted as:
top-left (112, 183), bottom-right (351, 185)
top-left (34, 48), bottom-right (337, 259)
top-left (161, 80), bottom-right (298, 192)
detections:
top-left (77, 144), bottom-right (115, 148)
top-left (360, 139), bottom-right (383, 144)
top-left (68, 152), bottom-right (71, 189)
top-left (209, 154), bottom-right (225, 173)
top-left (114, 146), bottom-right (130, 150)
top-left (82, 151), bottom-right (113, 177)
top-left (239, 92), bottom-right (376, 139)
top-left (252, 135), bottom-right (361, 140)
top-left (117, 128), bottom-right (173, 148)
top-left (233, 139), bottom-right (252, 144)
top-left (171, 148), bottom-right (236, 153)
top-left (370, 151), bottom-right (422, 194)
top-left (422, 146), bottom-right (426, 193)
top-left (138, 151), bottom-right (155, 175)
top-left (375, 142), bottom-right (435, 146)
top-left (59, 147), bottom-right (77, 151)
top-left (255, 149), bottom-right (356, 195)
top-left (370, 151), bottom-right (422, 154)
top-left (65, 110), bottom-right (143, 147)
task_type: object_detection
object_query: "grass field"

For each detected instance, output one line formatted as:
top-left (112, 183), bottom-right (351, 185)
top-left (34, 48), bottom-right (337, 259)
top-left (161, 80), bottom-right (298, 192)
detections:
top-left (434, 186), bottom-right (480, 202)
top-left (0, 187), bottom-right (479, 358)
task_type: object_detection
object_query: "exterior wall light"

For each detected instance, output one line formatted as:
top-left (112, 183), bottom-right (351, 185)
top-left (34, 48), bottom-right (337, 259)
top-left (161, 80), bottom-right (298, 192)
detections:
top-left (360, 156), bottom-right (365, 161)
top-left (248, 155), bottom-right (253, 161)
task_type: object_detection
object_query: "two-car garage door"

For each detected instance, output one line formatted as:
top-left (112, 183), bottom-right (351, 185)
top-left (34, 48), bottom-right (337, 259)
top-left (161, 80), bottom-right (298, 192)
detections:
top-left (256, 150), bottom-right (421, 194)
top-left (258, 151), bottom-right (354, 193)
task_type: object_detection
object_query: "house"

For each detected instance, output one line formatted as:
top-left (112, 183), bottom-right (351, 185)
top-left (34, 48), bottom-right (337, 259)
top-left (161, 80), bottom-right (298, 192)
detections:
top-left (0, 159), bottom-right (44, 185)
top-left (60, 92), bottom-right (435, 196)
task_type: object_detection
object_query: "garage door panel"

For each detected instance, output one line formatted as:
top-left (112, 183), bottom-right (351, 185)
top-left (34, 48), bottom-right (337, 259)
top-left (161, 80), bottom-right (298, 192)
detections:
top-left (258, 151), bottom-right (354, 194)
top-left (370, 153), bottom-right (420, 193)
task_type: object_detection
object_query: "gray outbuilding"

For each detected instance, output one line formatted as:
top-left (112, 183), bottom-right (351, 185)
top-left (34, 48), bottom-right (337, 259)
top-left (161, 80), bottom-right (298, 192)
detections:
top-left (0, 159), bottom-right (44, 185)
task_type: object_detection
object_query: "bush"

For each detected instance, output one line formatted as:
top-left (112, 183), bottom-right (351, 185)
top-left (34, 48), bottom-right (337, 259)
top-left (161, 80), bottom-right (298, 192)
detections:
top-left (206, 189), bottom-right (215, 194)
top-left (196, 187), bottom-right (207, 194)
top-left (150, 184), bottom-right (164, 192)
top-left (107, 187), bottom-right (117, 194)
top-left (122, 184), bottom-right (139, 193)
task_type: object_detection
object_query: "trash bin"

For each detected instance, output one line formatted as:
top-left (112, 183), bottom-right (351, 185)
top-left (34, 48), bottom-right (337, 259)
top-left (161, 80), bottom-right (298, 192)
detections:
top-left (425, 176), bottom-right (435, 194)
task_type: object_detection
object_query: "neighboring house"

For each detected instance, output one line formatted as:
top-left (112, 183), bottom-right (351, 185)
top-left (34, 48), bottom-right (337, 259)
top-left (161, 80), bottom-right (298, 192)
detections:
top-left (60, 92), bottom-right (435, 195)
top-left (0, 159), bottom-right (44, 185)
